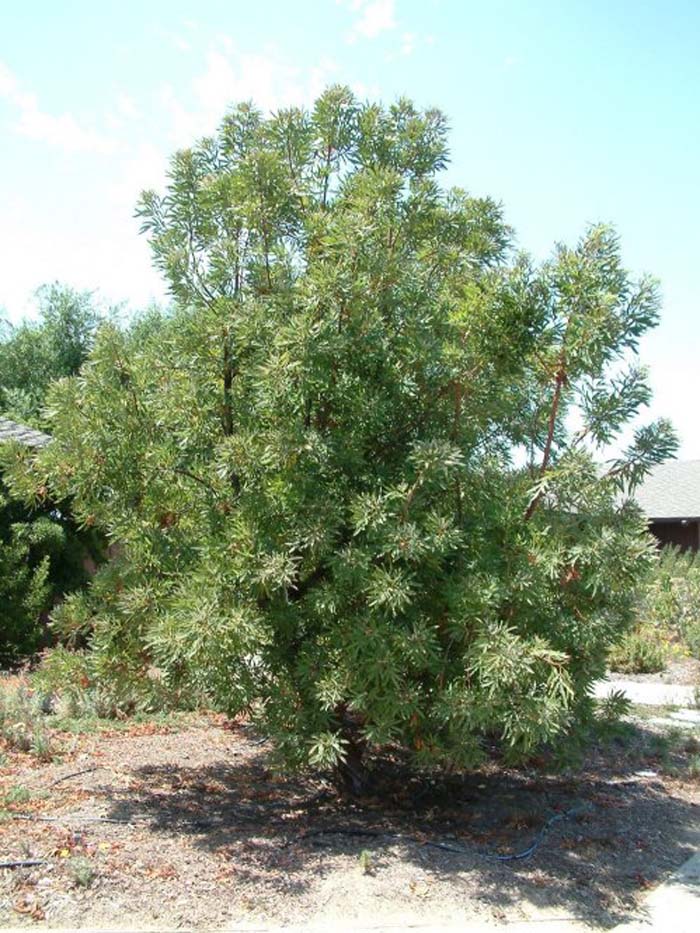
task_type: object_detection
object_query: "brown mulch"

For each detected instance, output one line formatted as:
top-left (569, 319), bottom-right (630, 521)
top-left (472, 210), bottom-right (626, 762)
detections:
top-left (1, 714), bottom-right (699, 930)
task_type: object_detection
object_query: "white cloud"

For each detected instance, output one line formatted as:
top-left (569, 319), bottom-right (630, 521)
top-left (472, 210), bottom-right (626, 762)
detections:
top-left (0, 45), bottom-right (342, 323)
top-left (0, 61), bottom-right (115, 154)
top-left (0, 62), bottom-right (35, 107)
top-left (0, 188), bottom-right (165, 322)
top-left (16, 108), bottom-right (114, 153)
top-left (160, 47), bottom-right (338, 146)
top-left (344, 0), bottom-right (397, 42)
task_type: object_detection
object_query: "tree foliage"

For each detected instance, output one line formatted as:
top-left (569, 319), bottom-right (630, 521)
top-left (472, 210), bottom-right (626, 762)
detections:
top-left (2, 88), bottom-right (676, 779)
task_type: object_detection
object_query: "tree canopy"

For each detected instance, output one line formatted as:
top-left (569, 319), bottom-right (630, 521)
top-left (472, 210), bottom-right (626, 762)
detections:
top-left (3, 87), bottom-right (676, 784)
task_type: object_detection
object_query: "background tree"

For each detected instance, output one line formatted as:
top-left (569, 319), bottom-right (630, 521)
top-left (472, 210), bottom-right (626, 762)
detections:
top-left (0, 478), bottom-right (100, 666)
top-left (0, 284), bottom-right (101, 425)
top-left (3, 88), bottom-right (676, 787)
top-left (0, 284), bottom-right (109, 665)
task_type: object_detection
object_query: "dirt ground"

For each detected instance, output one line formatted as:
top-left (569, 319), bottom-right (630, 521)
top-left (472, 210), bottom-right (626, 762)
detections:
top-left (1, 713), bottom-right (699, 931)
top-left (610, 655), bottom-right (700, 686)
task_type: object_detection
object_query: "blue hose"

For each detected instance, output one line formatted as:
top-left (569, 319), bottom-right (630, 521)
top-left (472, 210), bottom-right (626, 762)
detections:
top-left (426, 802), bottom-right (593, 862)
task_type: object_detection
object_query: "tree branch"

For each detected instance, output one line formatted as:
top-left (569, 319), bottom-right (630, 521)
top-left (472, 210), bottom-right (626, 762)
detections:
top-left (524, 367), bottom-right (565, 521)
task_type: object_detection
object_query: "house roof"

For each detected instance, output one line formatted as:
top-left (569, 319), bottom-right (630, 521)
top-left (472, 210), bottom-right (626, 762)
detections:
top-left (634, 459), bottom-right (700, 520)
top-left (0, 417), bottom-right (51, 448)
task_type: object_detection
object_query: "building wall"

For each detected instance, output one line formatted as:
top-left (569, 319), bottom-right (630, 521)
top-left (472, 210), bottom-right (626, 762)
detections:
top-left (649, 520), bottom-right (700, 551)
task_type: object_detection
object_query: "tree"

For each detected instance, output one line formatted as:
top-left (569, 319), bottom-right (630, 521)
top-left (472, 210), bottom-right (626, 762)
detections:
top-left (0, 284), bottom-right (101, 425)
top-left (3, 87), bottom-right (676, 788)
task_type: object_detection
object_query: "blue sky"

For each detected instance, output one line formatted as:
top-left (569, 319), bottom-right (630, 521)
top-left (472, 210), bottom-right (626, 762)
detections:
top-left (1, 1), bottom-right (698, 455)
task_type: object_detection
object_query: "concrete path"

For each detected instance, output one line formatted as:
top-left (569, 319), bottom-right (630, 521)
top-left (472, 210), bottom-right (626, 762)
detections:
top-left (609, 850), bottom-right (700, 932)
top-left (594, 679), bottom-right (697, 707)
top-left (649, 708), bottom-right (700, 730)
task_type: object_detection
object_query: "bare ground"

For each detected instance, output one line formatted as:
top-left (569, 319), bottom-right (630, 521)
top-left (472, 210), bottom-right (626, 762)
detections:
top-left (1, 713), bottom-right (699, 930)
top-left (613, 656), bottom-right (700, 686)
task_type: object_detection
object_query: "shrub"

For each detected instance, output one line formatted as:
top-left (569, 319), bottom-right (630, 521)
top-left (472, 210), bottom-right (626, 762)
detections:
top-left (633, 546), bottom-right (700, 661)
top-left (608, 624), bottom-right (671, 674)
top-left (597, 688), bottom-right (633, 722)
top-left (683, 619), bottom-right (700, 660)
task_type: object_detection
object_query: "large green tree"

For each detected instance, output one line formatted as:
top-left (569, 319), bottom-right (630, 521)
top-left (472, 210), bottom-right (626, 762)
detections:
top-left (4, 88), bottom-right (675, 786)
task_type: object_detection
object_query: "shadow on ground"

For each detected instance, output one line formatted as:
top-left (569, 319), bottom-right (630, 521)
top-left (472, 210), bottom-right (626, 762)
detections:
top-left (96, 720), bottom-right (700, 928)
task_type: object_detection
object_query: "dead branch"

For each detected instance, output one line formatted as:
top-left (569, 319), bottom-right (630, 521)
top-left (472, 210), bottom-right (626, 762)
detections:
top-left (10, 814), bottom-right (140, 825)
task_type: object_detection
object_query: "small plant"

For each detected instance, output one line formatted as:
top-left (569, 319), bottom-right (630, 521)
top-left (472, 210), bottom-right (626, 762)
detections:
top-left (598, 689), bottom-right (632, 723)
top-left (645, 732), bottom-right (673, 764)
top-left (30, 728), bottom-right (55, 762)
top-left (358, 849), bottom-right (374, 875)
top-left (69, 856), bottom-right (96, 888)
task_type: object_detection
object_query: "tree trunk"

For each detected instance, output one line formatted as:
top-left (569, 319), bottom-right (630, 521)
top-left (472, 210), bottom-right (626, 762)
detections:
top-left (333, 703), bottom-right (370, 796)
top-left (335, 733), bottom-right (370, 796)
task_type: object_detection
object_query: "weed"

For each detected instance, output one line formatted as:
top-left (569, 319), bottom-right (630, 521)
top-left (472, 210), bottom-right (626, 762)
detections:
top-left (358, 849), bottom-right (374, 875)
top-left (69, 856), bottom-right (96, 888)
top-left (3, 784), bottom-right (32, 806)
top-left (0, 783), bottom-right (35, 820)
top-left (0, 679), bottom-right (57, 759)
